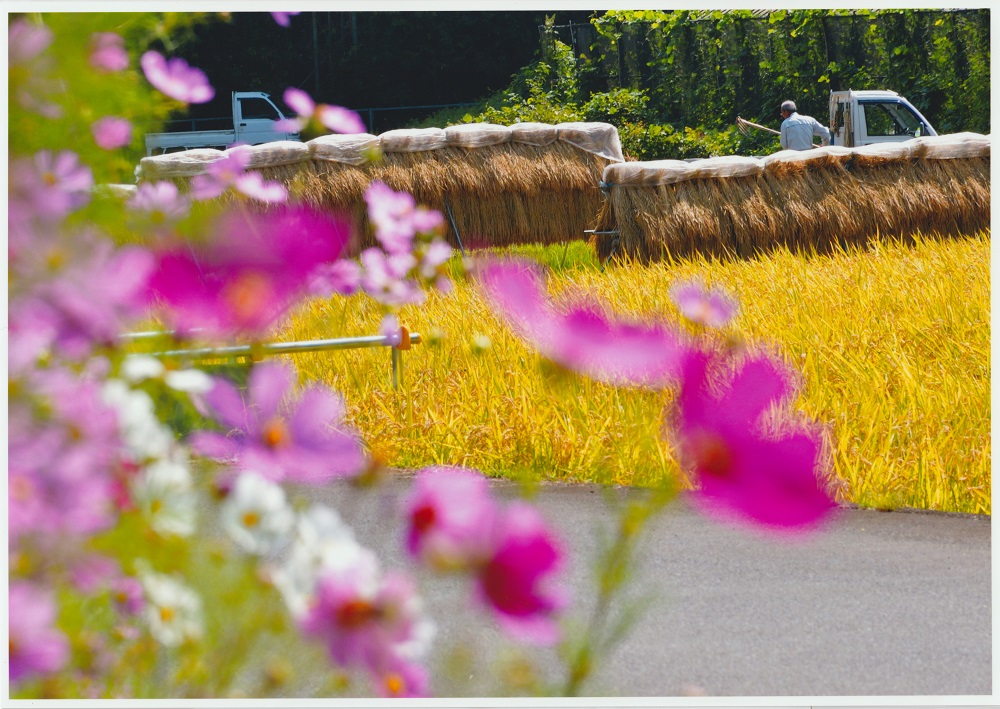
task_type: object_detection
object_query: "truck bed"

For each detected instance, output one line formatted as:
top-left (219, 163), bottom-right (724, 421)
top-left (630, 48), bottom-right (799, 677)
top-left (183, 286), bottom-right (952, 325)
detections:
top-left (145, 129), bottom-right (237, 153)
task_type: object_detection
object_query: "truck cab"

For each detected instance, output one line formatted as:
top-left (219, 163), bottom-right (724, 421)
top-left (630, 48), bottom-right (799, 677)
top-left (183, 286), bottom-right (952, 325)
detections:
top-left (829, 90), bottom-right (937, 147)
top-left (144, 91), bottom-right (300, 155)
top-left (231, 91), bottom-right (296, 146)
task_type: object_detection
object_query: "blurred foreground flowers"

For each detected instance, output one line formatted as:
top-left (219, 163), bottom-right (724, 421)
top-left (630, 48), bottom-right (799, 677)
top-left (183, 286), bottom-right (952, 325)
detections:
top-left (7, 11), bottom-right (835, 700)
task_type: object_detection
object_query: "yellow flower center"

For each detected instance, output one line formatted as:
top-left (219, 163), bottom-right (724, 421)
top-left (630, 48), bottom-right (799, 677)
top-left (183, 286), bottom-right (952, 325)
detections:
top-left (384, 673), bottom-right (404, 696)
top-left (45, 247), bottom-right (66, 271)
top-left (11, 476), bottom-right (33, 502)
top-left (242, 511), bottom-right (261, 528)
top-left (222, 271), bottom-right (275, 326)
top-left (262, 419), bottom-right (288, 448)
top-left (690, 432), bottom-right (734, 479)
top-left (159, 606), bottom-right (175, 623)
top-left (42, 171), bottom-right (58, 186)
top-left (336, 599), bottom-right (378, 629)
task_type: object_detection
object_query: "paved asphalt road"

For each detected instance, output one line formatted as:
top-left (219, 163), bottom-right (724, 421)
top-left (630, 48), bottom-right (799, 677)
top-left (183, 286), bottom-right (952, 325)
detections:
top-left (301, 477), bottom-right (992, 701)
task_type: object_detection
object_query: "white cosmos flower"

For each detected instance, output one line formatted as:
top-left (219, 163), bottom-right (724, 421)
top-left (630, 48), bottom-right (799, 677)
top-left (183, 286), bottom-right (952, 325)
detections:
top-left (139, 566), bottom-right (203, 647)
top-left (221, 471), bottom-right (295, 555)
top-left (131, 458), bottom-right (196, 537)
top-left (122, 355), bottom-right (214, 394)
top-left (101, 379), bottom-right (175, 461)
top-left (272, 504), bottom-right (376, 618)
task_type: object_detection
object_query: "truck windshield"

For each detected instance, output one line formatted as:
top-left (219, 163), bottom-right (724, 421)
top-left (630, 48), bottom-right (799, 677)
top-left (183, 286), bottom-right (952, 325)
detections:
top-left (240, 98), bottom-right (281, 120)
top-left (860, 101), bottom-right (922, 136)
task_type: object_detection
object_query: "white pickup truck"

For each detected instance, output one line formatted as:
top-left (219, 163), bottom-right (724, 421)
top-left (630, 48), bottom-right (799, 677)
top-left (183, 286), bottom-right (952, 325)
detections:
top-left (828, 89), bottom-right (937, 147)
top-left (144, 91), bottom-right (300, 156)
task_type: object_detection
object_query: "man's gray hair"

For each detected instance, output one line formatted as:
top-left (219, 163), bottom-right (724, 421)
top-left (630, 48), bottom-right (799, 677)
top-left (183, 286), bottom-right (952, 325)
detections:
top-left (781, 100), bottom-right (797, 113)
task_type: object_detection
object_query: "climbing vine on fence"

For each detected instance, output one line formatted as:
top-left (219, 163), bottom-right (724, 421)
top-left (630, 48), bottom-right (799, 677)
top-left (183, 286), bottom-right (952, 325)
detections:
top-left (512, 8), bottom-right (989, 136)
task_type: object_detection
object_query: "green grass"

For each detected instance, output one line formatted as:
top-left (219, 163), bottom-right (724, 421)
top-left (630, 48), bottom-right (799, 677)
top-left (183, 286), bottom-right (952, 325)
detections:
top-left (278, 232), bottom-right (990, 515)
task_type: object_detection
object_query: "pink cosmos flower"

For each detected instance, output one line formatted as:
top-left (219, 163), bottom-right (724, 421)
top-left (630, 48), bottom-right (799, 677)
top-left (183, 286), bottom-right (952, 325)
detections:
top-left (668, 350), bottom-right (835, 533)
top-left (301, 568), bottom-right (432, 697)
top-left (8, 18), bottom-right (53, 65)
top-left (89, 32), bottom-right (129, 72)
top-left (110, 576), bottom-right (146, 616)
top-left (277, 86), bottom-right (365, 134)
top-left (359, 248), bottom-right (424, 307)
top-left (364, 181), bottom-right (445, 254)
top-left (419, 239), bottom-right (453, 281)
top-left (283, 87), bottom-right (316, 118)
top-left (308, 259), bottom-right (362, 297)
top-left (190, 147), bottom-right (287, 203)
top-left (8, 368), bottom-right (123, 542)
top-left (478, 259), bottom-right (693, 389)
top-left (70, 554), bottom-right (121, 594)
top-left (128, 181), bottom-right (191, 222)
top-left (377, 657), bottom-right (431, 699)
top-left (316, 104), bottom-right (367, 134)
top-left (147, 205), bottom-right (350, 337)
top-left (380, 313), bottom-right (402, 347)
top-left (670, 279), bottom-right (739, 328)
top-left (191, 360), bottom-right (368, 484)
top-left (7, 303), bottom-right (57, 376)
top-left (11, 238), bottom-right (154, 360)
top-left (271, 12), bottom-right (301, 27)
top-left (8, 582), bottom-right (69, 684)
top-left (403, 467), bottom-right (498, 570)
top-left (10, 150), bottom-right (94, 221)
top-left (476, 502), bottom-right (567, 645)
top-left (140, 50), bottom-right (214, 104)
top-left (92, 116), bottom-right (133, 150)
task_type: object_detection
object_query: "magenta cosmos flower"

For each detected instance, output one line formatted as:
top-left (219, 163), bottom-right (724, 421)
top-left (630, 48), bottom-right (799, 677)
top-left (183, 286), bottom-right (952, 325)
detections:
top-left (89, 32), bottom-right (129, 72)
top-left (92, 116), bottom-right (133, 150)
top-left (477, 502), bottom-right (568, 645)
top-left (191, 360), bottom-right (368, 484)
top-left (8, 582), bottom-right (69, 684)
top-left (478, 259), bottom-right (692, 389)
top-left (670, 278), bottom-right (739, 328)
top-left (668, 350), bottom-right (836, 534)
top-left (403, 467), bottom-right (567, 645)
top-left (403, 467), bottom-right (499, 570)
top-left (147, 205), bottom-right (350, 338)
top-left (140, 50), bottom-right (214, 104)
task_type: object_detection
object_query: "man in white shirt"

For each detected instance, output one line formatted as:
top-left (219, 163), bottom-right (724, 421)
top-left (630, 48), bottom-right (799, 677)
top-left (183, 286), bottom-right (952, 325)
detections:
top-left (779, 100), bottom-right (831, 150)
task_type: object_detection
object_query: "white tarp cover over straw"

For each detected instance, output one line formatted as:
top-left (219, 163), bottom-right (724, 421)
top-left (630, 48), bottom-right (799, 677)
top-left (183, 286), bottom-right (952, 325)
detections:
top-left (309, 133), bottom-right (381, 165)
top-left (555, 122), bottom-right (625, 162)
top-left (603, 133), bottom-right (992, 187)
top-left (139, 121), bottom-right (626, 178)
top-left (444, 123), bottom-right (512, 148)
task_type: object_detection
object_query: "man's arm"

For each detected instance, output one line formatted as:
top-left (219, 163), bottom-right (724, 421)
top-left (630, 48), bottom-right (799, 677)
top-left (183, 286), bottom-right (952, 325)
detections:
top-left (779, 121), bottom-right (789, 149)
top-left (812, 117), bottom-right (831, 146)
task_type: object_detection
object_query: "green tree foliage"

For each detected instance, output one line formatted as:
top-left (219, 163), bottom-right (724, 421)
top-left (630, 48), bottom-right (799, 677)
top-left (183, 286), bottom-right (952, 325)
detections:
top-left (578, 8), bottom-right (988, 134)
top-left (448, 8), bottom-right (987, 160)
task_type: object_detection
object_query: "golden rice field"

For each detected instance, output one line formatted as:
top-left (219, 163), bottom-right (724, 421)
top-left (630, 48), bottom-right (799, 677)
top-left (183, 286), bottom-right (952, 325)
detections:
top-left (276, 233), bottom-right (990, 515)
